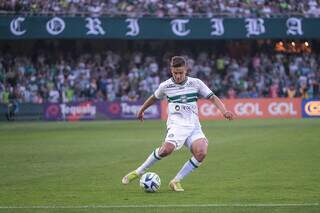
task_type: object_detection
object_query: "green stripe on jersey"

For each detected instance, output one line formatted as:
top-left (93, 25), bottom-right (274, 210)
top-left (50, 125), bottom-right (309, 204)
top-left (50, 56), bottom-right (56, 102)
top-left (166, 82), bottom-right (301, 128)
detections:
top-left (167, 93), bottom-right (198, 101)
top-left (168, 98), bottom-right (198, 103)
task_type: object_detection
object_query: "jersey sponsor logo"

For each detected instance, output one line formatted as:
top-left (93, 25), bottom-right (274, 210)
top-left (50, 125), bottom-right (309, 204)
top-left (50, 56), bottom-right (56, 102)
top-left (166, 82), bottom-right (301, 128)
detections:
top-left (173, 104), bottom-right (196, 113)
top-left (166, 84), bottom-right (176, 88)
top-left (167, 93), bottom-right (198, 103)
top-left (180, 95), bottom-right (188, 102)
top-left (182, 105), bottom-right (195, 113)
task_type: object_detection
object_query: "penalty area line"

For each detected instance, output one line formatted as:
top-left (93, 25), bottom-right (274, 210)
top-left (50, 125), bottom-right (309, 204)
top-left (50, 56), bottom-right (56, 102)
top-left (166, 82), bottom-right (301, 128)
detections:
top-left (0, 203), bottom-right (319, 209)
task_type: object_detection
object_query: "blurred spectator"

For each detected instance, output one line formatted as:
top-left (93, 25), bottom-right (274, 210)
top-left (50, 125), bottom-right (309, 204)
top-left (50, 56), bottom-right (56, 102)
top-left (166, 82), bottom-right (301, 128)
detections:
top-left (285, 85), bottom-right (297, 98)
top-left (0, 40), bottom-right (319, 104)
top-left (1, 0), bottom-right (320, 17)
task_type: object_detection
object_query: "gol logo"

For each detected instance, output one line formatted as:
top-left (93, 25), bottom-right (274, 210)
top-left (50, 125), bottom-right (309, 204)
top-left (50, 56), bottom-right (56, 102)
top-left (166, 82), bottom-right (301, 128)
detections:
top-left (200, 103), bottom-right (220, 116)
top-left (234, 103), bottom-right (263, 116)
top-left (305, 101), bottom-right (320, 116)
top-left (268, 102), bottom-right (297, 115)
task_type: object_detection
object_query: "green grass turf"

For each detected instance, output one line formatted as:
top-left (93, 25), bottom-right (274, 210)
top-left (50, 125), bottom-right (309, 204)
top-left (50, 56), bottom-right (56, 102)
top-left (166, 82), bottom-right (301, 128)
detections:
top-left (0, 119), bottom-right (319, 213)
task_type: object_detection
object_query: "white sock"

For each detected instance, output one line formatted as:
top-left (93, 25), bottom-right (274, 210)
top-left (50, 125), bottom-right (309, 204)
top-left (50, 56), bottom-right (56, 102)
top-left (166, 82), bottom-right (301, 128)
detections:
top-left (136, 148), bottom-right (162, 175)
top-left (174, 156), bottom-right (201, 181)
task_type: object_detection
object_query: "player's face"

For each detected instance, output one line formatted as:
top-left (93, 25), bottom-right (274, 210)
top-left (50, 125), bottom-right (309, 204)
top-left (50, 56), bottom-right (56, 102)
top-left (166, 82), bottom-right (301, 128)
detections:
top-left (171, 66), bottom-right (187, 84)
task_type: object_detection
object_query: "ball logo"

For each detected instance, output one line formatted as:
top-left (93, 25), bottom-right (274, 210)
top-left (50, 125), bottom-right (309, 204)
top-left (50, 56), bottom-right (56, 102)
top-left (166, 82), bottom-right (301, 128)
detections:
top-left (305, 101), bottom-right (320, 116)
top-left (234, 103), bottom-right (263, 116)
top-left (200, 103), bottom-right (220, 116)
top-left (268, 102), bottom-right (297, 115)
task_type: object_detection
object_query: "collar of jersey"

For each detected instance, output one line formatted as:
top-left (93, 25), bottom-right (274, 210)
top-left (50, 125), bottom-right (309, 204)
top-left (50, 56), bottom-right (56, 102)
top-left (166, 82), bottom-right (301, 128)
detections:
top-left (171, 76), bottom-right (188, 86)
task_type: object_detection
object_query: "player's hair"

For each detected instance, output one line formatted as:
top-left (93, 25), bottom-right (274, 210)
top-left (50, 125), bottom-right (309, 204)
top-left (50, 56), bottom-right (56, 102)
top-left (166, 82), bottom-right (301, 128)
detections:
top-left (171, 56), bottom-right (187, 68)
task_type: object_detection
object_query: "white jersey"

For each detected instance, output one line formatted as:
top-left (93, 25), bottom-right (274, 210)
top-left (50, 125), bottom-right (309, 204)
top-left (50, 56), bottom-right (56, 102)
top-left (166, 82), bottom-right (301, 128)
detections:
top-left (154, 77), bottom-right (214, 128)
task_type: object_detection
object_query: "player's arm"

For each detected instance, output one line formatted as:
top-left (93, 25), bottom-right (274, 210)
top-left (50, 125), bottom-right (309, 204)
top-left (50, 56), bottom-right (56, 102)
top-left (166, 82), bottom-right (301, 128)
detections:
top-left (209, 95), bottom-right (234, 120)
top-left (137, 95), bottom-right (158, 121)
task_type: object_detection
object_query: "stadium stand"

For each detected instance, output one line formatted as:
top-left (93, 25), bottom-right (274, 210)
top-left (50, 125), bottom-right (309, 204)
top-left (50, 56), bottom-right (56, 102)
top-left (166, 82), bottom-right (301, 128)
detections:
top-left (0, 0), bottom-right (320, 17)
top-left (0, 40), bottom-right (319, 104)
top-left (0, 1), bottom-right (319, 106)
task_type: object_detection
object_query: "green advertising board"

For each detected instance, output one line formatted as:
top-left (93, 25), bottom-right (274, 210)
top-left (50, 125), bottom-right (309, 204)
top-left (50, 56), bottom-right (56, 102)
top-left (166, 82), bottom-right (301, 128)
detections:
top-left (0, 16), bottom-right (319, 39)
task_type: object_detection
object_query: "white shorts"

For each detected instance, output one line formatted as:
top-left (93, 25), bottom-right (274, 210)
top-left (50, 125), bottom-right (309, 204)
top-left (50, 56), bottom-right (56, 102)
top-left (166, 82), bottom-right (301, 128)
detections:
top-left (164, 125), bottom-right (207, 150)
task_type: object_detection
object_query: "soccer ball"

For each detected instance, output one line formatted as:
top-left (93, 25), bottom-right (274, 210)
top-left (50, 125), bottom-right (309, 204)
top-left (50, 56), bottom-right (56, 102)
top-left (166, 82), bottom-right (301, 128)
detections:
top-left (139, 172), bottom-right (161, 192)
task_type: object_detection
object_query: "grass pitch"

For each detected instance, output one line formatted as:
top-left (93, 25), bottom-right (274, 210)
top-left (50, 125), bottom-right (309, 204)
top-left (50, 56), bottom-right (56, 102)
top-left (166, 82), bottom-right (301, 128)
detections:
top-left (0, 119), bottom-right (319, 213)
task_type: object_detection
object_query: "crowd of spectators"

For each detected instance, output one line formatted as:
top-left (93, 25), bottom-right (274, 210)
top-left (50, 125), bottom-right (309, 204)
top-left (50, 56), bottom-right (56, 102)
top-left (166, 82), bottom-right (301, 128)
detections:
top-left (1, 0), bottom-right (320, 18)
top-left (0, 42), bottom-right (319, 104)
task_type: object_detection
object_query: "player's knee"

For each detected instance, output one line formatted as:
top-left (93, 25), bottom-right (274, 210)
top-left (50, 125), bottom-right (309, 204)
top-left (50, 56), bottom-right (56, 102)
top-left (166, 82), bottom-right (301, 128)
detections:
top-left (158, 143), bottom-right (175, 157)
top-left (158, 148), bottom-right (171, 157)
top-left (195, 149), bottom-right (207, 162)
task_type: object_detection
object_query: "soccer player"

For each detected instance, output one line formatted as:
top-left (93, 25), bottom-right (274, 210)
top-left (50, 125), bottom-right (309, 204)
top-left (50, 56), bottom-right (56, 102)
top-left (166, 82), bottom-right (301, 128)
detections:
top-left (122, 56), bottom-right (234, 192)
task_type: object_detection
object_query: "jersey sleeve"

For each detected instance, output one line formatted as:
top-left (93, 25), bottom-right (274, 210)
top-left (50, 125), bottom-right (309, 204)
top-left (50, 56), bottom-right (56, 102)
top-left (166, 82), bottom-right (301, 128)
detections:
top-left (197, 79), bottom-right (214, 99)
top-left (154, 82), bottom-right (165, 99)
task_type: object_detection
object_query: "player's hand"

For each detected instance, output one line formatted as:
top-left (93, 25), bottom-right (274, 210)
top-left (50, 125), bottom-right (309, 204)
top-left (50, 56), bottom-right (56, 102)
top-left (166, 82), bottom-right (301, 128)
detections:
top-left (223, 111), bottom-right (234, 120)
top-left (137, 110), bottom-right (144, 122)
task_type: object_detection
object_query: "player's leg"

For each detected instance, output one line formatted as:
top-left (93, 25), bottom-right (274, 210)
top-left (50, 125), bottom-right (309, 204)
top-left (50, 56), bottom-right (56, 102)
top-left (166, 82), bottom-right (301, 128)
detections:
top-left (169, 138), bottom-right (207, 191)
top-left (190, 138), bottom-right (208, 162)
top-left (121, 142), bottom-right (175, 185)
top-left (122, 126), bottom-right (189, 185)
top-left (136, 142), bottom-right (175, 174)
top-left (170, 127), bottom-right (208, 191)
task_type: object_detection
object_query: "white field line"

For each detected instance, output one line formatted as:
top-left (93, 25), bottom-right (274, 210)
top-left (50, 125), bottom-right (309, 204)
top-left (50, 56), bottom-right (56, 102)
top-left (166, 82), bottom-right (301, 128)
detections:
top-left (0, 203), bottom-right (319, 209)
